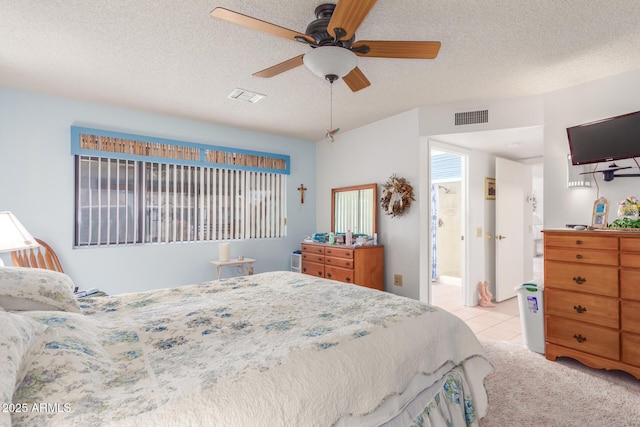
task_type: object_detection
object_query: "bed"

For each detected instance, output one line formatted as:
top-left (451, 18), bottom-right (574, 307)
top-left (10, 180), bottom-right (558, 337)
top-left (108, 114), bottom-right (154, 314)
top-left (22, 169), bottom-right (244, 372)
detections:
top-left (1, 267), bottom-right (493, 426)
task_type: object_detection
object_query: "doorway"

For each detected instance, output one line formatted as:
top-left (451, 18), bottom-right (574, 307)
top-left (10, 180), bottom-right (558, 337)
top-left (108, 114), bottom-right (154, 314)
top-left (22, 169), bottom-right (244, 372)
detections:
top-left (430, 148), bottom-right (466, 307)
top-left (425, 126), bottom-right (543, 309)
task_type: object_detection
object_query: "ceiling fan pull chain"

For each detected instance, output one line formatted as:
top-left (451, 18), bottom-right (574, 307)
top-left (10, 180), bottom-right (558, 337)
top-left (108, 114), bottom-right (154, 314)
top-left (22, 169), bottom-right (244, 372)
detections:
top-left (330, 82), bottom-right (333, 131)
top-left (325, 82), bottom-right (340, 142)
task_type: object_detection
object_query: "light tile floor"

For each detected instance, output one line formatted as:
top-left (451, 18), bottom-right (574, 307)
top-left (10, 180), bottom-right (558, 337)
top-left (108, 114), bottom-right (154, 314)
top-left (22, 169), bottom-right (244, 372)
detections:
top-left (431, 256), bottom-right (543, 342)
top-left (431, 282), bottom-right (523, 343)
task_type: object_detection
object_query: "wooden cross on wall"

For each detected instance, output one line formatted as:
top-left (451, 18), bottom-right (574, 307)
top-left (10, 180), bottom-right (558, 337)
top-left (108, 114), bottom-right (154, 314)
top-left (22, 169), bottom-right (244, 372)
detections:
top-left (297, 184), bottom-right (307, 204)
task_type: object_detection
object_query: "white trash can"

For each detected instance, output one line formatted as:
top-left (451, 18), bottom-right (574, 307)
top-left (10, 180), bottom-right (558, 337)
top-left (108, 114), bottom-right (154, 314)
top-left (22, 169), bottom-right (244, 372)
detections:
top-left (291, 251), bottom-right (301, 273)
top-left (514, 281), bottom-right (545, 354)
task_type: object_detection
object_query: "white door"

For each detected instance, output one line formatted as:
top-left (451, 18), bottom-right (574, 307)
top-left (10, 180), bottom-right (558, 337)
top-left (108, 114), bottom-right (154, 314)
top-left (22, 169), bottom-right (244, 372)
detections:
top-left (495, 157), bottom-right (527, 301)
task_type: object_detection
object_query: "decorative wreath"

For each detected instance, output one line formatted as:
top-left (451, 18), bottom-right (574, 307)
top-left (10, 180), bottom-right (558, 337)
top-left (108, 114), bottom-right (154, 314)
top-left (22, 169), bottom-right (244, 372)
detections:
top-left (381, 174), bottom-right (415, 217)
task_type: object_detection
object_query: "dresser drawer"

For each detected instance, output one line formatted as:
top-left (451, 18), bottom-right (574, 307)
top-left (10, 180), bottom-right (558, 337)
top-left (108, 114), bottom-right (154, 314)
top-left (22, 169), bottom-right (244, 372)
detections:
top-left (620, 252), bottom-right (640, 268)
top-left (544, 260), bottom-right (618, 297)
top-left (621, 268), bottom-right (640, 301)
top-left (621, 300), bottom-right (640, 333)
top-left (324, 247), bottom-right (354, 259)
top-left (546, 288), bottom-right (618, 328)
top-left (325, 265), bottom-right (354, 284)
top-left (301, 244), bottom-right (324, 255)
top-left (300, 243), bottom-right (383, 290)
top-left (544, 247), bottom-right (618, 266)
top-left (546, 315), bottom-right (619, 360)
top-left (620, 237), bottom-right (640, 253)
top-left (622, 332), bottom-right (640, 367)
top-left (302, 252), bottom-right (325, 264)
top-left (324, 256), bottom-right (354, 269)
top-left (545, 234), bottom-right (618, 250)
top-left (301, 260), bottom-right (324, 278)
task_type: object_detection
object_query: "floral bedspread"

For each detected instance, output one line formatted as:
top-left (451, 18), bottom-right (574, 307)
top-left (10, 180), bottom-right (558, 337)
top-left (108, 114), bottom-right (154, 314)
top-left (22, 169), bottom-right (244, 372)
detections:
top-left (12, 271), bottom-right (491, 426)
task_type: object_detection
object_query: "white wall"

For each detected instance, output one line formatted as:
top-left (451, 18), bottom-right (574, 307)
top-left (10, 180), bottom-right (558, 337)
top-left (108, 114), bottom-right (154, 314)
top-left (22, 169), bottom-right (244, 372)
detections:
top-left (316, 109), bottom-right (421, 299)
top-left (0, 88), bottom-right (317, 294)
top-left (543, 68), bottom-right (640, 227)
top-left (316, 97), bottom-right (546, 302)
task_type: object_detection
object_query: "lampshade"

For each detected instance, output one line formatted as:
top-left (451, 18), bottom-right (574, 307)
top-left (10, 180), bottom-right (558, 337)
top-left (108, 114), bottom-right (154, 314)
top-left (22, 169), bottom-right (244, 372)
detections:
top-left (303, 46), bottom-right (357, 82)
top-left (0, 211), bottom-right (38, 253)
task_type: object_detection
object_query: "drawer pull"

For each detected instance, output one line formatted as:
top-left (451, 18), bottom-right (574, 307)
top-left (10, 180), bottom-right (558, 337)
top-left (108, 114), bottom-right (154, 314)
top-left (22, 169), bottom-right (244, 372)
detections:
top-left (326, 272), bottom-right (332, 278)
top-left (345, 277), bottom-right (351, 283)
top-left (575, 240), bottom-right (583, 245)
top-left (573, 305), bottom-right (587, 314)
top-left (575, 254), bottom-right (583, 260)
top-left (318, 271), bottom-right (322, 276)
top-left (303, 267), bottom-right (307, 273)
top-left (573, 334), bottom-right (587, 343)
top-left (572, 276), bottom-right (586, 285)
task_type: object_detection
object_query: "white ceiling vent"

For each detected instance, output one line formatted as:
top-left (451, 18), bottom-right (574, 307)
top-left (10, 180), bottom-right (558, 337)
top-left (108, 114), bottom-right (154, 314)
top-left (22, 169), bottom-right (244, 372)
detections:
top-left (228, 89), bottom-right (266, 104)
top-left (455, 109), bottom-right (488, 126)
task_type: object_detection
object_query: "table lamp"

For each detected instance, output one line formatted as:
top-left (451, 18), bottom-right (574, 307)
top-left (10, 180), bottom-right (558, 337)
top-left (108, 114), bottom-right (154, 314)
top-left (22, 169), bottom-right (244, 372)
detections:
top-left (0, 211), bottom-right (39, 267)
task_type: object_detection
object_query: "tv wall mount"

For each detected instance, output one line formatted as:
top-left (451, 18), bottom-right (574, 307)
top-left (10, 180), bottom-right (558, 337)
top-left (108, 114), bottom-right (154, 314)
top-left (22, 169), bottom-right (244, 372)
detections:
top-left (581, 163), bottom-right (640, 182)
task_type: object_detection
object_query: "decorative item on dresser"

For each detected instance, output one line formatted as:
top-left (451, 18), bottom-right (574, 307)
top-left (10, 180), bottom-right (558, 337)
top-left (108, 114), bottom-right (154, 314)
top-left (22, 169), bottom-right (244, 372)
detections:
top-left (300, 242), bottom-right (384, 291)
top-left (543, 229), bottom-right (640, 379)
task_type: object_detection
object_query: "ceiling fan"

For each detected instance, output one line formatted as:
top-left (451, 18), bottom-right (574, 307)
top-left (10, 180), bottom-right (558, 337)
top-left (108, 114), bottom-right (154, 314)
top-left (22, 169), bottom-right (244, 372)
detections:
top-left (210, 1), bottom-right (441, 92)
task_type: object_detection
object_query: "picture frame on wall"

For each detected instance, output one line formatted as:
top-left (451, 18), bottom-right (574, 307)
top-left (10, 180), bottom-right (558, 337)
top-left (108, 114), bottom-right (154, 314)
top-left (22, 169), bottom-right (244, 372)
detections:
top-left (485, 178), bottom-right (496, 200)
top-left (592, 197), bottom-right (609, 228)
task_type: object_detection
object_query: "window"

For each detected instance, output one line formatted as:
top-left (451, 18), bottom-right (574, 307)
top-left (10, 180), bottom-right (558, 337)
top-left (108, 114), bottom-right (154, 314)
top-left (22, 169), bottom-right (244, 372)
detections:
top-left (75, 155), bottom-right (287, 247)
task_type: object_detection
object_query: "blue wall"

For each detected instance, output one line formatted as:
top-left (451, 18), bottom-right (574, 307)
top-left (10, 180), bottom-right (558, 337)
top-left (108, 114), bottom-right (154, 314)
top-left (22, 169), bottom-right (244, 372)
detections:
top-left (0, 87), bottom-right (317, 294)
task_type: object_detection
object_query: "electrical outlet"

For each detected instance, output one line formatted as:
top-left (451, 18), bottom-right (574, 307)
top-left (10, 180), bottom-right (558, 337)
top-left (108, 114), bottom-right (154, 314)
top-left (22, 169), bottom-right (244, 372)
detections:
top-left (394, 274), bottom-right (403, 286)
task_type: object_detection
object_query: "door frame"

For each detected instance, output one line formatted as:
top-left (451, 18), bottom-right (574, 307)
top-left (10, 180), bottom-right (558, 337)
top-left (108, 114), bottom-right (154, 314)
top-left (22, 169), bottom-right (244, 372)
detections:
top-left (427, 141), bottom-right (470, 306)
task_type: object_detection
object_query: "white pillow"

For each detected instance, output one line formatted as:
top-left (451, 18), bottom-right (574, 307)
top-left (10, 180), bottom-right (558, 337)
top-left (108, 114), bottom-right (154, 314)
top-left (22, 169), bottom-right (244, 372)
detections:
top-left (0, 267), bottom-right (81, 313)
top-left (0, 311), bottom-right (47, 425)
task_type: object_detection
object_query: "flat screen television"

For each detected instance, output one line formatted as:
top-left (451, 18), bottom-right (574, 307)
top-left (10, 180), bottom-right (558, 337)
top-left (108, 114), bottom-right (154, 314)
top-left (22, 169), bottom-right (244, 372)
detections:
top-left (567, 110), bottom-right (640, 165)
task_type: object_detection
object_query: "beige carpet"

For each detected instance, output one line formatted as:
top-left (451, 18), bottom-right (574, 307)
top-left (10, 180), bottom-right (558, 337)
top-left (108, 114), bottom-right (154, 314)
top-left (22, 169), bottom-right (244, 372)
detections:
top-left (479, 340), bottom-right (640, 427)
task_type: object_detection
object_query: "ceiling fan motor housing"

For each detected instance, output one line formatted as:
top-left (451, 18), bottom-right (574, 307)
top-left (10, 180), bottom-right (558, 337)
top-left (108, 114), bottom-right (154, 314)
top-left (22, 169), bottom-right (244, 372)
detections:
top-left (306, 3), bottom-right (354, 48)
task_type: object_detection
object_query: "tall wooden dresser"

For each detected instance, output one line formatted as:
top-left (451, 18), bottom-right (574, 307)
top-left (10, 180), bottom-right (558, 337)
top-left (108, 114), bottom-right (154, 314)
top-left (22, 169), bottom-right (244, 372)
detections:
top-left (300, 242), bottom-right (384, 291)
top-left (544, 229), bottom-right (640, 379)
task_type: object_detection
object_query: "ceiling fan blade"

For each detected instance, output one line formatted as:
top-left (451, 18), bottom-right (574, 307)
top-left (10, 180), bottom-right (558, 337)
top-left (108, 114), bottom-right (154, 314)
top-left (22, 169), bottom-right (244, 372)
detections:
top-left (343, 67), bottom-right (371, 92)
top-left (327, 0), bottom-right (378, 40)
top-left (253, 54), bottom-right (305, 78)
top-left (211, 7), bottom-right (314, 44)
top-left (352, 40), bottom-right (441, 59)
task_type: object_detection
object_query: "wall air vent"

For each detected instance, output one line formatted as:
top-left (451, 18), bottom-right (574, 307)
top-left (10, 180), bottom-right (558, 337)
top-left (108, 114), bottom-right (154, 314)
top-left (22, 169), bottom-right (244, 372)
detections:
top-left (455, 110), bottom-right (488, 126)
top-left (228, 88), bottom-right (266, 104)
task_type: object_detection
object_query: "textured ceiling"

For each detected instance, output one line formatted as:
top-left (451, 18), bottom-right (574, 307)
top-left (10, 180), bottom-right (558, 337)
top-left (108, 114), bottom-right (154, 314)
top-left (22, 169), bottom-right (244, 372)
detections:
top-left (3, 1), bottom-right (640, 155)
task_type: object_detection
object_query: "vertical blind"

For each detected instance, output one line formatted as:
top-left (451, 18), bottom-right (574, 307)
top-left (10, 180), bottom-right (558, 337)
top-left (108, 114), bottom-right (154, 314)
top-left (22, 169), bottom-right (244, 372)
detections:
top-left (334, 190), bottom-right (374, 236)
top-left (75, 156), bottom-right (286, 247)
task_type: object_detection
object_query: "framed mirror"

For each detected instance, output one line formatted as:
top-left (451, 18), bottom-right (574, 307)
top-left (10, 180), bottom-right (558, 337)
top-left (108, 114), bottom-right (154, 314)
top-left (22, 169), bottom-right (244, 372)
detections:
top-left (331, 183), bottom-right (378, 236)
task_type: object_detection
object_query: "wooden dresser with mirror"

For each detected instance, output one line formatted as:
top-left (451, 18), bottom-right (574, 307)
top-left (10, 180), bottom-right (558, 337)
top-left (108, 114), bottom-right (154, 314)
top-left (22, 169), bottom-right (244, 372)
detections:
top-left (301, 183), bottom-right (385, 291)
top-left (543, 229), bottom-right (640, 379)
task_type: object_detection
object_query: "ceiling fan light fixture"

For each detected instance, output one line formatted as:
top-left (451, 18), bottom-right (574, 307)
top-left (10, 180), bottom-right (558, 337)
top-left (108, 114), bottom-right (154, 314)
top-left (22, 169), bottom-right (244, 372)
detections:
top-left (303, 46), bottom-right (357, 82)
